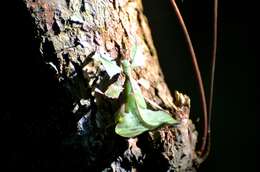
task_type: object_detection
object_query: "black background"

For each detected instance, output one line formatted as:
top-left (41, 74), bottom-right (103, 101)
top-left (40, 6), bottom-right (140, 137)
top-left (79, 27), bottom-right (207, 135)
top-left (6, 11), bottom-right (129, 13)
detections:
top-left (1, 0), bottom-right (255, 171)
top-left (142, 0), bottom-right (255, 171)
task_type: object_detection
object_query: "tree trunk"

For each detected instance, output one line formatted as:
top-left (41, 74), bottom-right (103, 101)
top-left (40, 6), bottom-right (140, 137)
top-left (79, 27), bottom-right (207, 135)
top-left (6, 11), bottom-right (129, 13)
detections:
top-left (20, 0), bottom-right (198, 171)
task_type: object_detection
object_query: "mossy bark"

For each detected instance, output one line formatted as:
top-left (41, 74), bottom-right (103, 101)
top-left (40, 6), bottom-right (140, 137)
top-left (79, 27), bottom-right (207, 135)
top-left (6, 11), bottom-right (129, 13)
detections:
top-left (22, 0), bottom-right (198, 171)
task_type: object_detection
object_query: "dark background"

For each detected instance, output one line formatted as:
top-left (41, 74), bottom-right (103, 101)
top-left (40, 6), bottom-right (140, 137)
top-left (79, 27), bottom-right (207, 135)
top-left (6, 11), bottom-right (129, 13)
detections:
top-left (142, 0), bottom-right (255, 171)
top-left (1, 0), bottom-right (255, 171)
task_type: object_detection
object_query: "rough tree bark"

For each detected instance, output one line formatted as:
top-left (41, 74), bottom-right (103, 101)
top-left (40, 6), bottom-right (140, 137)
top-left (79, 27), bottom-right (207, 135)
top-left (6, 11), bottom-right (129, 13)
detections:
top-left (22, 0), bottom-right (198, 171)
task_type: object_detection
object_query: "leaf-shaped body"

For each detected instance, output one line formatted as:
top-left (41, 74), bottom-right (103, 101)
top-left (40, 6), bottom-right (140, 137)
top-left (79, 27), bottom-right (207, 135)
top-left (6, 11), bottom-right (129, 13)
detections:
top-left (130, 78), bottom-right (147, 109)
top-left (105, 79), bottom-right (124, 99)
top-left (115, 81), bottom-right (178, 137)
top-left (138, 108), bottom-right (178, 127)
top-left (115, 111), bottom-right (149, 138)
top-left (93, 53), bottom-right (121, 78)
top-left (115, 107), bottom-right (178, 138)
top-left (115, 59), bottom-right (179, 138)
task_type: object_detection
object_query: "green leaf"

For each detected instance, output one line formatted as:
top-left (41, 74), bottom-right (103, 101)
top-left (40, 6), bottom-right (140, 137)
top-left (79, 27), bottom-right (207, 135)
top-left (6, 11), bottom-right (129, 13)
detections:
top-left (138, 108), bottom-right (178, 127)
top-left (93, 53), bottom-right (121, 78)
top-left (99, 56), bottom-right (121, 78)
top-left (115, 111), bottom-right (149, 138)
top-left (104, 80), bottom-right (124, 99)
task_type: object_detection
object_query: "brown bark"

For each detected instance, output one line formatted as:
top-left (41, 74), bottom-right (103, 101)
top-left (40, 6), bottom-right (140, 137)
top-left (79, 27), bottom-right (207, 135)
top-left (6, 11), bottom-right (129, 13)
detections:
top-left (22, 0), bottom-right (198, 171)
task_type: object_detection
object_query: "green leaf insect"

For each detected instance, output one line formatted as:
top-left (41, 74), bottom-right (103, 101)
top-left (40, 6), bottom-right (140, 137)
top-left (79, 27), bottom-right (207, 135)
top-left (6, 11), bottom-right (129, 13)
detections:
top-left (104, 79), bottom-right (124, 99)
top-left (115, 60), bottom-right (178, 138)
top-left (92, 52), bottom-right (121, 78)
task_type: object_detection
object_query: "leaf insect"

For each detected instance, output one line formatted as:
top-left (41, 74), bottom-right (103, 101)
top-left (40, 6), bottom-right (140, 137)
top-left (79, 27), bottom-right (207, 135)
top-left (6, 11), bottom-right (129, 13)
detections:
top-left (92, 45), bottom-right (179, 138)
top-left (115, 60), bottom-right (178, 138)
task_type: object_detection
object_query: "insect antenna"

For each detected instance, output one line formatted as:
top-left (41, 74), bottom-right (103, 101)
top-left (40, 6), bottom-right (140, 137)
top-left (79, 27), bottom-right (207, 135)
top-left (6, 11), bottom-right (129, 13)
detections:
top-left (169, 0), bottom-right (218, 161)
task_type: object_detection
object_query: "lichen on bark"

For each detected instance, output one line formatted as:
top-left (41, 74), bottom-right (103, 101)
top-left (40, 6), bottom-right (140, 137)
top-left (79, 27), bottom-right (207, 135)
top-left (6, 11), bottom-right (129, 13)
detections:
top-left (23, 0), bottom-right (198, 171)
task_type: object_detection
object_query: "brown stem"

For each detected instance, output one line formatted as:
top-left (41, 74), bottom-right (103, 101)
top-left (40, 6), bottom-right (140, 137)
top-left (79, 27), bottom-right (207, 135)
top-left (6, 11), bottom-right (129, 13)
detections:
top-left (169, 0), bottom-right (208, 156)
